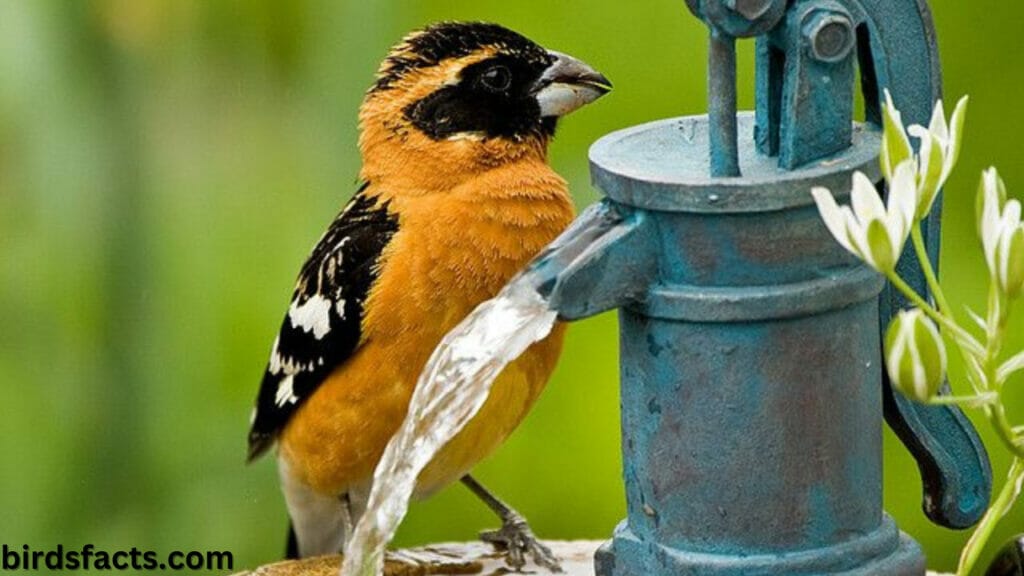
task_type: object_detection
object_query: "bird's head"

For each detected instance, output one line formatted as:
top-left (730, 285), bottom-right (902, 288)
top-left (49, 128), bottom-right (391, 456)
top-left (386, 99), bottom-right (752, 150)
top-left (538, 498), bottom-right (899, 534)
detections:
top-left (358, 22), bottom-right (611, 186)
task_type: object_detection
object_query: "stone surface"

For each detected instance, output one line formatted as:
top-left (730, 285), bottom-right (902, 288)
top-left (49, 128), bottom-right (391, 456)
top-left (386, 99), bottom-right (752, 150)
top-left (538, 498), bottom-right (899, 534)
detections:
top-left (233, 541), bottom-right (601, 576)
top-left (233, 540), bottom-right (955, 576)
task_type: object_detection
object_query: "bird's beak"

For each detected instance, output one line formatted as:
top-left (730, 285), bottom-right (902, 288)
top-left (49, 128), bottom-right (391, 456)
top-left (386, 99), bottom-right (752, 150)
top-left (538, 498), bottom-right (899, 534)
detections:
top-left (533, 51), bottom-right (612, 118)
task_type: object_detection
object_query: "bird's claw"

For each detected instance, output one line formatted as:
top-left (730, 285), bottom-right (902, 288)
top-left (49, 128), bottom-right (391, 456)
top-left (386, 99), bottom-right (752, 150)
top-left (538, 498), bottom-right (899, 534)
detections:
top-left (480, 513), bottom-right (562, 573)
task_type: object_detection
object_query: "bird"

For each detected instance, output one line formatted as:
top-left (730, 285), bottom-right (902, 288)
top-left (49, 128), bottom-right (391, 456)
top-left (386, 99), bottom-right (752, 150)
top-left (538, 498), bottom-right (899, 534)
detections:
top-left (246, 21), bottom-right (611, 571)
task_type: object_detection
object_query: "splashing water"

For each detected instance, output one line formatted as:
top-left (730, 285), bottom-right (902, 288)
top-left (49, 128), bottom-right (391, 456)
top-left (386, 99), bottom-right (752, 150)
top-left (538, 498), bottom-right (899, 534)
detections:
top-left (339, 202), bottom-right (625, 576)
top-left (340, 280), bottom-right (556, 576)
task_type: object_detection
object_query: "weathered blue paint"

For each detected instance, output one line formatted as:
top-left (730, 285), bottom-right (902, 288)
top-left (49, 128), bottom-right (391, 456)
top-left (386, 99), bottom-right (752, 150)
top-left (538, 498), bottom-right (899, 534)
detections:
top-left (542, 117), bottom-right (925, 575)
top-left (779, 1), bottom-right (857, 168)
top-left (521, 0), bottom-right (992, 574)
top-left (708, 30), bottom-right (740, 177)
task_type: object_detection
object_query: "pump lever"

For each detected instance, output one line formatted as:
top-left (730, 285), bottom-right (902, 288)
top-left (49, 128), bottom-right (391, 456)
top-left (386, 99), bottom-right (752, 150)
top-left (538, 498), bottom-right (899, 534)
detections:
top-left (856, 0), bottom-right (992, 529)
top-left (699, 0), bottom-right (992, 528)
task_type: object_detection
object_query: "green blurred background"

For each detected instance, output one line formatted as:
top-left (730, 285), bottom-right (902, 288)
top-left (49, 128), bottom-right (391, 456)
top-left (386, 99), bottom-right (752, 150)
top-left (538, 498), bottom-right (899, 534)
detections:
top-left (1, 0), bottom-right (1022, 573)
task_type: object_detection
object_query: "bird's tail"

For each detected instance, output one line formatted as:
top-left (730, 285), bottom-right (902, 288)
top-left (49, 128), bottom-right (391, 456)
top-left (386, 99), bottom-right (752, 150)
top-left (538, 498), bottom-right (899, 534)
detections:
top-left (280, 458), bottom-right (352, 559)
top-left (282, 498), bottom-right (350, 559)
top-left (285, 521), bottom-right (299, 560)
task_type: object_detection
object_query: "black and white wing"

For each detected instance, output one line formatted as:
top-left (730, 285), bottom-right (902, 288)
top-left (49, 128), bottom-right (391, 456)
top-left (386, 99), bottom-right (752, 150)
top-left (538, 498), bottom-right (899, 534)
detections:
top-left (247, 187), bottom-right (399, 461)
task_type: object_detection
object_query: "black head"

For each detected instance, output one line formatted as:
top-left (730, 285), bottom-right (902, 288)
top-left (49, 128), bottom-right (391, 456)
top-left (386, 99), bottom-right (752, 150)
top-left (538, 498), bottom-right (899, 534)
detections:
top-left (366, 22), bottom-right (611, 143)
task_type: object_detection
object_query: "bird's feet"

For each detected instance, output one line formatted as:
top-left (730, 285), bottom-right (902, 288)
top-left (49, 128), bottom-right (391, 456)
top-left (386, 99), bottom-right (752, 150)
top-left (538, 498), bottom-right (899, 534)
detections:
top-left (479, 512), bottom-right (562, 573)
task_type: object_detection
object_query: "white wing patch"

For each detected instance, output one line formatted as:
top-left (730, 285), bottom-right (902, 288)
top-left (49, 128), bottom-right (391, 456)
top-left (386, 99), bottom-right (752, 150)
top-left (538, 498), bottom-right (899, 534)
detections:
top-left (288, 294), bottom-right (333, 340)
top-left (275, 375), bottom-right (300, 407)
top-left (248, 191), bottom-right (398, 461)
top-left (268, 336), bottom-right (303, 377)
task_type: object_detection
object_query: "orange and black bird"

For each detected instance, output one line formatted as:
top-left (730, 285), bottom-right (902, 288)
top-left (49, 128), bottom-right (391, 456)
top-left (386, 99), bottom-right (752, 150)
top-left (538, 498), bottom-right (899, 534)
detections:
top-left (246, 21), bottom-right (610, 571)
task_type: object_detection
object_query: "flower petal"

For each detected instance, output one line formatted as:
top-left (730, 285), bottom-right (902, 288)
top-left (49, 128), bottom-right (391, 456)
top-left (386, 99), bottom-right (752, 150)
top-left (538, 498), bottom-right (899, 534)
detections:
top-left (865, 218), bottom-right (896, 272)
top-left (1004, 199), bottom-right (1022, 231)
top-left (812, 187), bottom-right (856, 254)
top-left (979, 168), bottom-right (1005, 271)
top-left (889, 160), bottom-right (919, 237)
top-left (851, 171), bottom-right (886, 225)
top-left (841, 208), bottom-right (868, 262)
top-left (1000, 225), bottom-right (1024, 299)
top-left (915, 310), bottom-right (948, 378)
top-left (908, 127), bottom-right (944, 219)
top-left (945, 96), bottom-right (969, 179)
top-left (885, 319), bottom-right (910, 394)
top-left (997, 202), bottom-right (1023, 294)
top-left (881, 90), bottom-right (913, 181)
top-left (928, 99), bottom-right (949, 142)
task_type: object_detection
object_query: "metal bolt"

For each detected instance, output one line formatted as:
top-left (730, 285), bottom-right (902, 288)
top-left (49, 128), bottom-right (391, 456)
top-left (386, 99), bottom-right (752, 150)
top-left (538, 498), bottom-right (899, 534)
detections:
top-left (724, 0), bottom-right (773, 21)
top-left (804, 10), bottom-right (855, 63)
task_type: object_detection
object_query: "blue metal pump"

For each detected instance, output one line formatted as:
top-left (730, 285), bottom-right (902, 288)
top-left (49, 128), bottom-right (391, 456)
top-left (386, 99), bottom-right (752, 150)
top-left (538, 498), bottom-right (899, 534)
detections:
top-left (524, 0), bottom-right (992, 574)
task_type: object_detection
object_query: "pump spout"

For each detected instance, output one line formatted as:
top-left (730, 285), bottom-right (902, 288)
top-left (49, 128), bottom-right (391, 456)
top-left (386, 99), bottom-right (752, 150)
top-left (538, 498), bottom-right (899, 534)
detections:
top-left (520, 200), bottom-right (656, 321)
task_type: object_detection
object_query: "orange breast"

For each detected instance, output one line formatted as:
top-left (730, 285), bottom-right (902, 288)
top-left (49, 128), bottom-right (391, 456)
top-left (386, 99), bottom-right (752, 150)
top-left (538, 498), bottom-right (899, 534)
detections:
top-left (279, 160), bottom-right (574, 496)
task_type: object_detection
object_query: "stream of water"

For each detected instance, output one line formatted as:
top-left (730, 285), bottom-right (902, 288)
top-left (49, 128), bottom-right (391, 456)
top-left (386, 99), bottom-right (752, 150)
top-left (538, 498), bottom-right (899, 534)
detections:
top-left (339, 202), bottom-right (624, 576)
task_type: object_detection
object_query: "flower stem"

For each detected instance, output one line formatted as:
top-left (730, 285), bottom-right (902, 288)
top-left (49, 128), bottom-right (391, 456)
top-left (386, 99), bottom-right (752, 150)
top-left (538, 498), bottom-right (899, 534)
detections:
top-left (980, 281), bottom-right (1024, 458)
top-left (988, 404), bottom-right (1024, 459)
top-left (911, 224), bottom-right (952, 315)
top-left (886, 273), bottom-right (985, 357)
top-left (957, 457), bottom-right (1024, 576)
top-left (925, 393), bottom-right (998, 407)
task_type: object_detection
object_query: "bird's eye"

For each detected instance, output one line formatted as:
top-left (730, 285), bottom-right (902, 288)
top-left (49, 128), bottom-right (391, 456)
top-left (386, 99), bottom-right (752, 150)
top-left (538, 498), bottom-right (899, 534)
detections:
top-left (479, 65), bottom-right (512, 92)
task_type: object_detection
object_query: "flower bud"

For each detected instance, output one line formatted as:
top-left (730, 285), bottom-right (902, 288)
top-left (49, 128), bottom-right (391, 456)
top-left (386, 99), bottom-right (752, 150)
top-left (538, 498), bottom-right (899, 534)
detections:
top-left (977, 167), bottom-right (1007, 244)
top-left (908, 95), bottom-right (968, 220)
top-left (880, 90), bottom-right (913, 182)
top-left (885, 309), bottom-right (947, 403)
top-left (999, 226), bottom-right (1024, 299)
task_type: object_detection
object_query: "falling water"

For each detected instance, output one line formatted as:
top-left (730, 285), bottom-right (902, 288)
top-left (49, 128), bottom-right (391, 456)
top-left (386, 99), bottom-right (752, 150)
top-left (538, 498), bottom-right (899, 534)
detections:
top-left (339, 202), bottom-right (625, 576)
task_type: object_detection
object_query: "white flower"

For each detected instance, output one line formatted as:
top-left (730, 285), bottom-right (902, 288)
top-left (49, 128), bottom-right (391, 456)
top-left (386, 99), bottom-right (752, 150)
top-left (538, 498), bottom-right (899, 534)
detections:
top-left (1001, 227), bottom-right (1024, 299)
top-left (907, 96), bottom-right (968, 219)
top-left (885, 309), bottom-right (947, 403)
top-left (880, 90), bottom-right (914, 183)
top-left (978, 167), bottom-right (1024, 298)
top-left (812, 161), bottom-right (917, 274)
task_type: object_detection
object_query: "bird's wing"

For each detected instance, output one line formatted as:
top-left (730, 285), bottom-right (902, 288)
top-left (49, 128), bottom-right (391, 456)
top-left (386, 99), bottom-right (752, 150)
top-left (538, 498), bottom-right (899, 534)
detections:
top-left (247, 184), bottom-right (399, 461)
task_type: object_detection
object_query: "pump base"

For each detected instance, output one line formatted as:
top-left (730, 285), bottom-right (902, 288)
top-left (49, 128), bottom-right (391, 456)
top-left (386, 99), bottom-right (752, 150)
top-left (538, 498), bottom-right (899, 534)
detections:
top-left (595, 516), bottom-right (925, 576)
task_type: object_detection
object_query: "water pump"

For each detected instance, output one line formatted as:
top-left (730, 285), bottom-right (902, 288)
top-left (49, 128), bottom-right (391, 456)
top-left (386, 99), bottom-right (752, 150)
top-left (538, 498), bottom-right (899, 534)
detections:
top-left (532, 0), bottom-right (992, 573)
